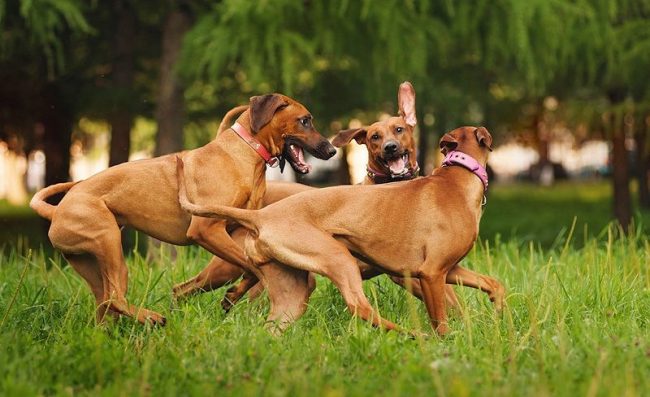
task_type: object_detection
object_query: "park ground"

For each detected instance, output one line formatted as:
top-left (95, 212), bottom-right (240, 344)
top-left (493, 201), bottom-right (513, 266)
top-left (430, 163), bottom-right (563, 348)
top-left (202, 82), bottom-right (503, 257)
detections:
top-left (0, 181), bottom-right (649, 396)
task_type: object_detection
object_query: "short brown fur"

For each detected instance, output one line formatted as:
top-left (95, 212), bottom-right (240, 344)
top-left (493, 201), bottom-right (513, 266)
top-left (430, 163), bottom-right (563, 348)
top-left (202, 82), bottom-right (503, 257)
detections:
top-left (173, 82), bottom-right (459, 312)
top-left (30, 94), bottom-right (335, 325)
top-left (177, 125), bottom-right (504, 336)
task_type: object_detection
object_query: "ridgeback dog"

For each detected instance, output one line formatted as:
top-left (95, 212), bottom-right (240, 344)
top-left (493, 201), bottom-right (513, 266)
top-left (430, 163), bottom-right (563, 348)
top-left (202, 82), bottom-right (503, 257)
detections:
top-left (177, 126), bottom-right (505, 336)
top-left (30, 94), bottom-right (336, 325)
top-left (172, 82), bottom-right (460, 313)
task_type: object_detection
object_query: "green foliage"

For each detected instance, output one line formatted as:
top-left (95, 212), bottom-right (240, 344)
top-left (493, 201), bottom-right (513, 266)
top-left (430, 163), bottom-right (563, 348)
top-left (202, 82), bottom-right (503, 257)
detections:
top-left (0, 0), bottom-right (92, 77)
top-left (180, 0), bottom-right (645, 136)
top-left (0, 227), bottom-right (648, 396)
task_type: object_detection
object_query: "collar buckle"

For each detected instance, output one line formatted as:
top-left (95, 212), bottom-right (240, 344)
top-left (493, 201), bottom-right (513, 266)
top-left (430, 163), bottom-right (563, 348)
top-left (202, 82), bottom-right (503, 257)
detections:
top-left (267, 157), bottom-right (280, 168)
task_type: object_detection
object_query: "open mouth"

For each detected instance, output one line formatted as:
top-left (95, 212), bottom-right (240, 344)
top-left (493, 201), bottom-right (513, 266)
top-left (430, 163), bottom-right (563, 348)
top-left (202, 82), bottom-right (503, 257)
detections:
top-left (283, 142), bottom-right (313, 174)
top-left (380, 152), bottom-right (410, 176)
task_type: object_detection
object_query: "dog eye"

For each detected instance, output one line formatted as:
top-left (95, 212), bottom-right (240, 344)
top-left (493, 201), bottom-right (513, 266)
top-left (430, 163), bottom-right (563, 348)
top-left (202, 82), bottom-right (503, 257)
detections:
top-left (371, 134), bottom-right (380, 140)
top-left (396, 127), bottom-right (403, 133)
top-left (300, 118), bottom-right (311, 127)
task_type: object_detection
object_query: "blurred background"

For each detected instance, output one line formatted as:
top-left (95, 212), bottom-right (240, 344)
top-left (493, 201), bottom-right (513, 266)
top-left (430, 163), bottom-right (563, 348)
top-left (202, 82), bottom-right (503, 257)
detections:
top-left (1, 0), bottom-right (649, 250)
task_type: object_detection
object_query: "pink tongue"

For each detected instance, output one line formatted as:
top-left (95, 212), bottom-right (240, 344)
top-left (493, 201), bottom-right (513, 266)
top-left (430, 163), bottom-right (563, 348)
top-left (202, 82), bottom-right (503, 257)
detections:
top-left (292, 146), bottom-right (312, 172)
top-left (388, 157), bottom-right (406, 174)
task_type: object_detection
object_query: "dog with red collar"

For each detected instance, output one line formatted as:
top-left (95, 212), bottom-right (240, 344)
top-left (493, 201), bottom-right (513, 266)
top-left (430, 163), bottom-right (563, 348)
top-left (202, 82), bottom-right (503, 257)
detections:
top-left (175, 82), bottom-right (468, 324)
top-left (31, 93), bottom-right (336, 326)
top-left (177, 125), bottom-right (504, 336)
top-left (172, 82), bottom-right (460, 313)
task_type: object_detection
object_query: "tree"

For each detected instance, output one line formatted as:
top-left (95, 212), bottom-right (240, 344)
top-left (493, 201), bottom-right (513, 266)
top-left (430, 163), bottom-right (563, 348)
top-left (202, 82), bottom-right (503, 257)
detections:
top-left (154, 1), bottom-right (193, 156)
top-left (582, 0), bottom-right (650, 230)
top-left (108, 0), bottom-right (136, 166)
top-left (0, 0), bottom-right (91, 186)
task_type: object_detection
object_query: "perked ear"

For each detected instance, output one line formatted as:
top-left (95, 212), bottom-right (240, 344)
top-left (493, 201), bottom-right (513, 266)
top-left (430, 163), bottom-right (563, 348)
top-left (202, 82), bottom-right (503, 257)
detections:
top-left (398, 81), bottom-right (417, 127)
top-left (475, 127), bottom-right (493, 151)
top-left (439, 133), bottom-right (458, 155)
top-left (331, 128), bottom-right (367, 147)
top-left (249, 94), bottom-right (289, 133)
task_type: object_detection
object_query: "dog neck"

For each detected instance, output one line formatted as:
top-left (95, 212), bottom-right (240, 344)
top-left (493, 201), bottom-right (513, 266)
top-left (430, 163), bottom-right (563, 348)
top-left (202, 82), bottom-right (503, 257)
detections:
top-left (231, 122), bottom-right (280, 167)
top-left (441, 151), bottom-right (488, 193)
top-left (435, 150), bottom-right (489, 213)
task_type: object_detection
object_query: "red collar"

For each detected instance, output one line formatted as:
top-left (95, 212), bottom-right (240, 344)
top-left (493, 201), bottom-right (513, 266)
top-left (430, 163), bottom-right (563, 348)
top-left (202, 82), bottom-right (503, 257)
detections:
top-left (231, 122), bottom-right (280, 167)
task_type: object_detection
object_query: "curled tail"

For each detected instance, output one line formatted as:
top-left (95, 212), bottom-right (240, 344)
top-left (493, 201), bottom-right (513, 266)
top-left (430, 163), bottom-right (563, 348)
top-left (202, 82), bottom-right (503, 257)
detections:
top-left (175, 156), bottom-right (259, 233)
top-left (29, 182), bottom-right (77, 220)
top-left (218, 105), bottom-right (249, 134)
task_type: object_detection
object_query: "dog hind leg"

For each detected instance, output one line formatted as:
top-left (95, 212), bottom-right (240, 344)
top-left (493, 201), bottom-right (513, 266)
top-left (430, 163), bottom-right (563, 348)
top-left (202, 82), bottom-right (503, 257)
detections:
top-left (260, 262), bottom-right (312, 334)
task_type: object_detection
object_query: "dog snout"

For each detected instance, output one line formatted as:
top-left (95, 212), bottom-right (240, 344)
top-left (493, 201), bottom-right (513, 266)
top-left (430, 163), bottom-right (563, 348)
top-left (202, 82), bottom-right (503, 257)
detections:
top-left (318, 140), bottom-right (337, 159)
top-left (325, 144), bottom-right (337, 158)
top-left (383, 141), bottom-right (399, 154)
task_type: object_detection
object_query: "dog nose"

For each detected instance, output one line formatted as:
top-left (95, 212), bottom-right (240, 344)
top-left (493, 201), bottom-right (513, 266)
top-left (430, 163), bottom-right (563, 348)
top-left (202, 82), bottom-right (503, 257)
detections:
top-left (326, 145), bottom-right (337, 158)
top-left (383, 141), bottom-right (398, 154)
top-left (318, 140), bottom-right (337, 159)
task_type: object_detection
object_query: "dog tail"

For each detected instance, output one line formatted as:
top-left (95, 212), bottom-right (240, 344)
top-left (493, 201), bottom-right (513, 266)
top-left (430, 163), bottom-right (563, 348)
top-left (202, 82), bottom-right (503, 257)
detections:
top-left (29, 181), bottom-right (77, 221)
top-left (175, 156), bottom-right (259, 233)
top-left (218, 105), bottom-right (249, 134)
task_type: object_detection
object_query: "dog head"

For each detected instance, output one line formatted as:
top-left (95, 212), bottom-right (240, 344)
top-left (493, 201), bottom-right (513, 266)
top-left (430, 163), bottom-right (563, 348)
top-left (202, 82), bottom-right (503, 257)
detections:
top-left (331, 82), bottom-right (418, 177)
top-left (439, 126), bottom-right (493, 165)
top-left (248, 94), bottom-right (337, 174)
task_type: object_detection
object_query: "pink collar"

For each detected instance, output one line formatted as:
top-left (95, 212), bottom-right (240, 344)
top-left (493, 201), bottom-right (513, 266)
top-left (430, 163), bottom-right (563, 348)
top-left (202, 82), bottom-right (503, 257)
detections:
top-left (441, 150), bottom-right (488, 192)
top-left (231, 122), bottom-right (280, 168)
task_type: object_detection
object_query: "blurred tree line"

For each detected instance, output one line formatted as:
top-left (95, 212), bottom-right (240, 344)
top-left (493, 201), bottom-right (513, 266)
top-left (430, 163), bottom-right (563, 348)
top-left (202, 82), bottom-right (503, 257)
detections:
top-left (0, 0), bottom-right (649, 230)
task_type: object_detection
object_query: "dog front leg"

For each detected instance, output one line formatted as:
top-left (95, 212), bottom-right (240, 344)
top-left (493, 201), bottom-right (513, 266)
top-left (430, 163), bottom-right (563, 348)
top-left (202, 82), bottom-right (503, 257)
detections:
top-left (173, 226), bottom-right (250, 300)
top-left (420, 271), bottom-right (449, 336)
top-left (173, 256), bottom-right (245, 300)
top-left (186, 217), bottom-right (259, 276)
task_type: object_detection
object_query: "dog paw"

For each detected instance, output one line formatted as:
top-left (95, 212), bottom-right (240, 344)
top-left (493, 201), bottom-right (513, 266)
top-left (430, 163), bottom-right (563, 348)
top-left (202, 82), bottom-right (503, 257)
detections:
top-left (139, 310), bottom-right (167, 326)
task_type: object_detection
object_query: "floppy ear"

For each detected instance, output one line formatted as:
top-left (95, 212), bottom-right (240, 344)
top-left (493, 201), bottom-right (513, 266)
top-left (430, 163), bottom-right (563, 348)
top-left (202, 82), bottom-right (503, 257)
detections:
top-left (249, 94), bottom-right (289, 133)
top-left (331, 128), bottom-right (367, 147)
top-left (475, 127), bottom-right (493, 151)
top-left (398, 81), bottom-right (417, 127)
top-left (439, 133), bottom-right (458, 155)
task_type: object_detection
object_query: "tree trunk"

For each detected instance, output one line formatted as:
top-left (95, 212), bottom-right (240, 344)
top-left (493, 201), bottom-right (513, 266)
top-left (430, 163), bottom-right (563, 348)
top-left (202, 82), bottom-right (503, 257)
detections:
top-left (108, 0), bottom-right (135, 167)
top-left (41, 83), bottom-right (72, 188)
top-left (154, 7), bottom-right (191, 156)
top-left (610, 111), bottom-right (632, 232)
top-left (636, 115), bottom-right (650, 208)
top-left (533, 105), bottom-right (554, 186)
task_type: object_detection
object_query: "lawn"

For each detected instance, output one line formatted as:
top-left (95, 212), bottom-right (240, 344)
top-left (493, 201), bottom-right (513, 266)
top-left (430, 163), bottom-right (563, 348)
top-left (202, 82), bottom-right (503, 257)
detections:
top-left (0, 182), bottom-right (648, 396)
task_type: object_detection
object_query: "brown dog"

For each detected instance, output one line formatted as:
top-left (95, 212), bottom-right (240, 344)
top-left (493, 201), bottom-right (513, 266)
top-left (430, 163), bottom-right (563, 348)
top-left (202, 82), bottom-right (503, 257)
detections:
top-left (30, 94), bottom-right (336, 325)
top-left (177, 126), bottom-right (505, 336)
top-left (173, 82), bottom-right (459, 311)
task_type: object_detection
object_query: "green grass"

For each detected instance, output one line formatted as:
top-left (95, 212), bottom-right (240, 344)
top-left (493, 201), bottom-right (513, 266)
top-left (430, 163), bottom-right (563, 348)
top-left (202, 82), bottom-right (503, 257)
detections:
top-left (1, 183), bottom-right (649, 396)
top-left (482, 181), bottom-right (650, 247)
top-left (1, 225), bottom-right (649, 396)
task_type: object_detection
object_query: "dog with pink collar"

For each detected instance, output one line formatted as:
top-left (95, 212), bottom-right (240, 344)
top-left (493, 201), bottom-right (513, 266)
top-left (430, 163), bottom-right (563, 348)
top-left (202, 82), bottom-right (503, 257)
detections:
top-left (177, 125), bottom-right (506, 336)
